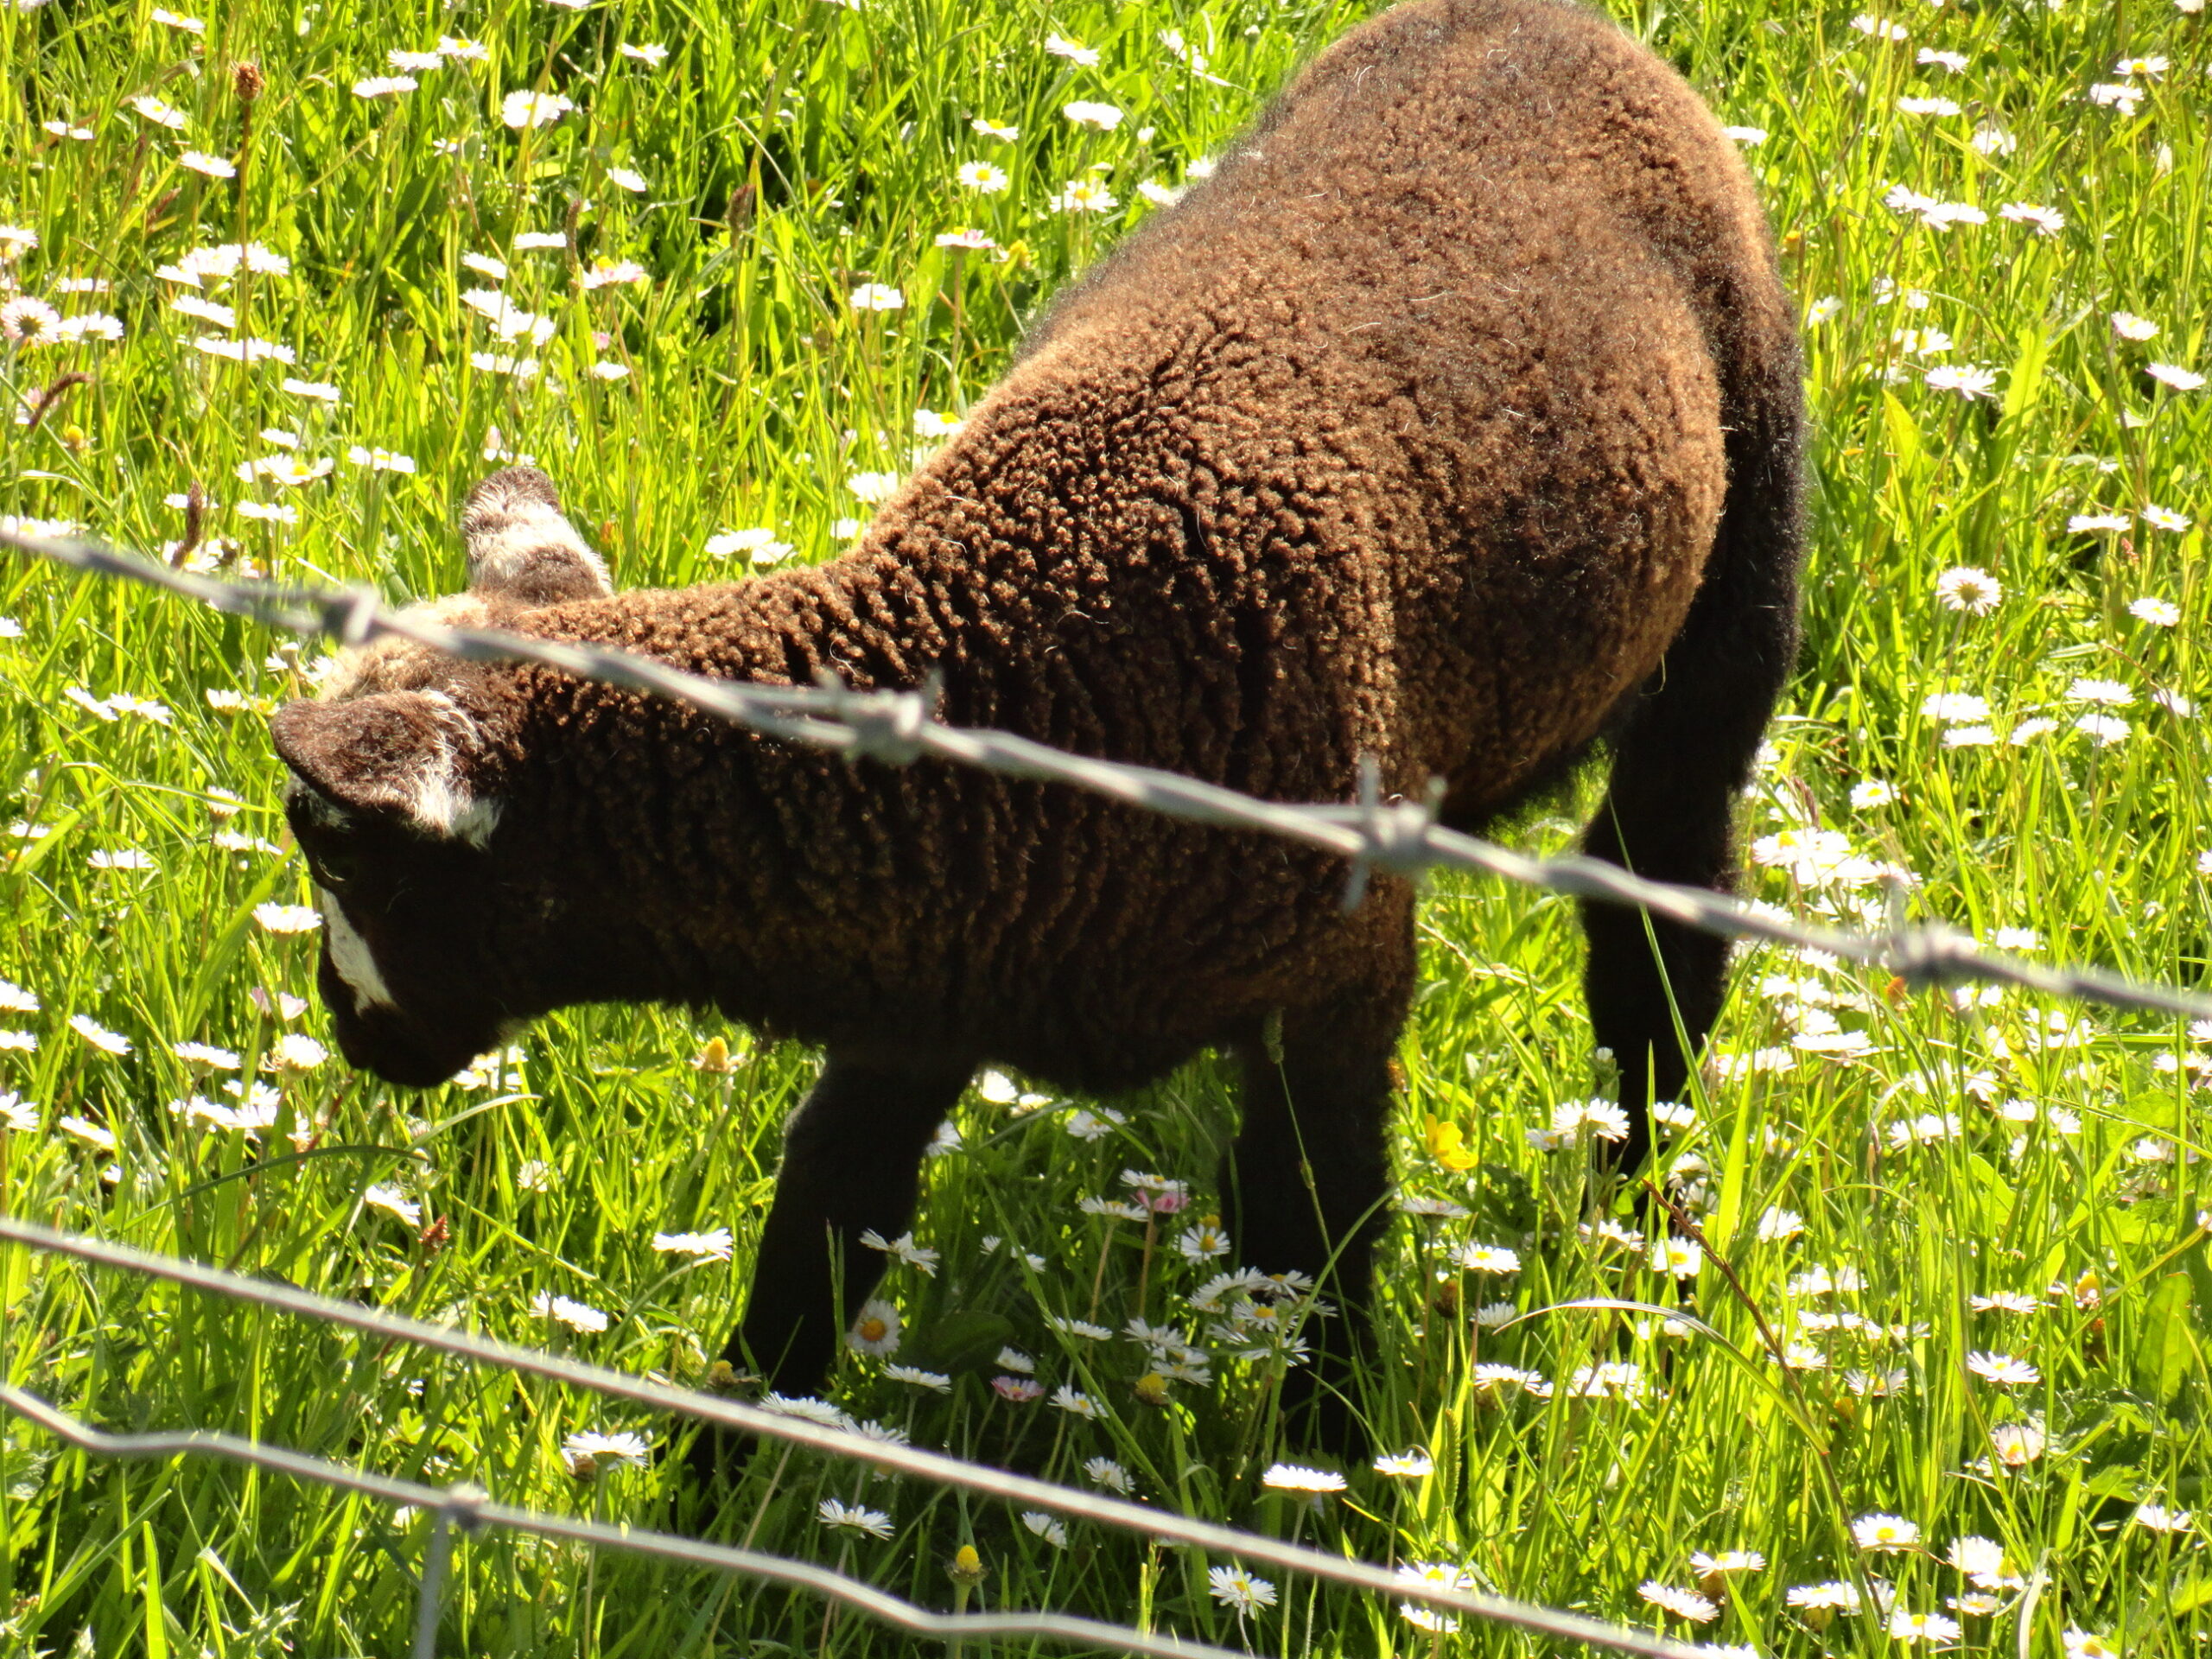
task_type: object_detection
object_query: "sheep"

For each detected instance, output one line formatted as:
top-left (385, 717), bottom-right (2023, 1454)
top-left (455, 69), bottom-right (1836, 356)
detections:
top-left (267, 0), bottom-right (1802, 1459)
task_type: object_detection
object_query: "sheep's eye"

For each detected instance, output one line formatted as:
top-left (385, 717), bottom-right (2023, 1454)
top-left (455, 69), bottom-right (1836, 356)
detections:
top-left (316, 849), bottom-right (361, 888)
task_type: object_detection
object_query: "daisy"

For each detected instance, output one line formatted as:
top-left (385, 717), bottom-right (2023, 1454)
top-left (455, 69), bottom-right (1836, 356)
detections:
top-left (1083, 1457), bottom-right (1132, 1492)
top-left (500, 90), bottom-right (574, 129)
top-left (1649, 1236), bottom-right (1705, 1278)
top-left (846, 1300), bottom-right (899, 1356)
top-left (352, 77), bottom-right (418, 99)
top-left (0, 1094), bottom-right (38, 1134)
top-left (1889, 1611), bottom-right (1963, 1643)
top-left (849, 283), bottom-right (904, 312)
top-left (956, 161), bottom-right (1009, 193)
top-left (2147, 364), bottom-right (2205, 392)
top-left (2068, 677), bottom-right (2133, 706)
top-left (531, 1292), bottom-right (608, 1332)
top-left (170, 1044), bottom-right (239, 1071)
top-left (2142, 505), bottom-right (2191, 532)
top-left (1063, 100), bottom-right (1122, 130)
top-left (857, 1228), bottom-right (939, 1274)
top-left (607, 167), bottom-right (647, 193)
top-left (882, 1363), bottom-right (951, 1391)
top-left (1374, 1448), bottom-right (1434, 1477)
top-left (1924, 365), bottom-right (1997, 399)
top-left (562, 1429), bottom-right (649, 1472)
top-left (1043, 32), bottom-right (1098, 66)
top-left (1639, 1583), bottom-right (1720, 1623)
top-left (1207, 1566), bottom-right (1277, 1614)
top-left (270, 1033), bottom-right (327, 1071)
top-left (1, 297), bottom-right (63, 345)
top-left (618, 42), bottom-right (669, 66)
top-left (177, 151), bottom-right (237, 178)
top-left (363, 1185), bottom-right (422, 1225)
top-left (1788, 1581), bottom-right (1864, 1612)
top-left (253, 902), bottom-right (321, 933)
top-left (1998, 203), bottom-right (2064, 234)
top-left (652, 1228), bottom-right (734, 1260)
top-left (58, 1116), bottom-right (117, 1150)
top-left (1853, 1513), bottom-right (1923, 1550)
top-left (1050, 179), bottom-right (1118, 213)
top-left (1964, 1351), bottom-right (2039, 1385)
top-left (1452, 1243), bottom-right (1522, 1273)
top-left (1261, 1463), bottom-right (1347, 1495)
top-left (129, 96), bottom-right (188, 130)
top-left (1934, 566), bottom-right (2001, 613)
top-left (67, 1015), bottom-right (130, 1056)
top-left (2131, 596), bottom-right (2181, 626)
top-left (2112, 312), bottom-right (2160, 341)
top-left (970, 117), bottom-right (1018, 141)
top-left (1020, 1510), bottom-right (1068, 1547)
top-left (817, 1498), bottom-right (893, 1539)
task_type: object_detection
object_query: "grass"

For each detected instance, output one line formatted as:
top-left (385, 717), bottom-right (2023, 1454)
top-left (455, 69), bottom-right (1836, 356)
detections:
top-left (1, 0), bottom-right (2209, 1654)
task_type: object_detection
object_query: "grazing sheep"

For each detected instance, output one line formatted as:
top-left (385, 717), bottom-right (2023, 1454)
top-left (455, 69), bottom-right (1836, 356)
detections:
top-left (269, 0), bottom-right (1802, 1457)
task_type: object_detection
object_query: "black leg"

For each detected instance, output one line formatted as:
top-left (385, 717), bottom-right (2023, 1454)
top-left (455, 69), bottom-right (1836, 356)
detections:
top-left (1583, 363), bottom-right (1803, 1175)
top-left (688, 1052), bottom-right (969, 1484)
top-left (1219, 973), bottom-right (1408, 1460)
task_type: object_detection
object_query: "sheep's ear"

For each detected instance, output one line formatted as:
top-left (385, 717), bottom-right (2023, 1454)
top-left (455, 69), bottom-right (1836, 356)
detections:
top-left (270, 691), bottom-right (499, 845)
top-left (459, 466), bottom-right (613, 606)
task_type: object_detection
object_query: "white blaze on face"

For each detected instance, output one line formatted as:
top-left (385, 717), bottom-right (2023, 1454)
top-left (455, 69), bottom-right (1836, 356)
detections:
top-left (318, 886), bottom-right (397, 1012)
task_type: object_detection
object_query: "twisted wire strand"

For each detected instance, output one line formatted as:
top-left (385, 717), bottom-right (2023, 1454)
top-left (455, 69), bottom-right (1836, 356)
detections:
top-left (0, 1385), bottom-right (1259, 1659)
top-left (0, 1217), bottom-right (1708, 1659)
top-left (4, 524), bottom-right (2204, 1021)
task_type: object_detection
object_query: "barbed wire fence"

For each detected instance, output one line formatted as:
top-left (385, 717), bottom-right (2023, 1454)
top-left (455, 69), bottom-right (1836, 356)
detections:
top-left (2, 522), bottom-right (2209, 1656)
top-left (0, 1217), bottom-right (1713, 1659)
top-left (7, 521), bottom-right (2212, 1021)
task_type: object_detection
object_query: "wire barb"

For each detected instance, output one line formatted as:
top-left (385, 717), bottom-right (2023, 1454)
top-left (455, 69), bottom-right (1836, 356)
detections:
top-left (814, 667), bottom-right (938, 766)
top-left (1338, 755), bottom-right (1445, 911)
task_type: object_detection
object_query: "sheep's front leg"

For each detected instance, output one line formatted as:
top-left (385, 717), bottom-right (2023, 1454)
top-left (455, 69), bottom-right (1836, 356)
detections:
top-left (1222, 1017), bottom-right (1396, 1461)
top-left (730, 1052), bottom-right (971, 1395)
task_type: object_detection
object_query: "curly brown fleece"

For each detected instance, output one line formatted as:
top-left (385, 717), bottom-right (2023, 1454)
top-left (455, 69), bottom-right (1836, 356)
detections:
top-left (418, 0), bottom-right (1796, 1081)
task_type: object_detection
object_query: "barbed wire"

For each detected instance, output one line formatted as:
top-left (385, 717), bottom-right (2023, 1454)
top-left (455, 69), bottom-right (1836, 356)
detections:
top-left (0, 1385), bottom-right (1264, 1659)
top-left (0, 1217), bottom-right (1713, 1659)
top-left (4, 523), bottom-right (2207, 1022)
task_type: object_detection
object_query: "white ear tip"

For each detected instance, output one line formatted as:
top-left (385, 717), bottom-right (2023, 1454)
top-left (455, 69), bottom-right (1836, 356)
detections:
top-left (461, 468), bottom-right (613, 603)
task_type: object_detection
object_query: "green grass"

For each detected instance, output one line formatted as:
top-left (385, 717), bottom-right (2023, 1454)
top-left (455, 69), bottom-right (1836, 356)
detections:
top-left (3, 0), bottom-right (2210, 1654)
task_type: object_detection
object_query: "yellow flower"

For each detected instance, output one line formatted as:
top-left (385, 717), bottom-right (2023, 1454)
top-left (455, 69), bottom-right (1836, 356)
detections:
top-left (1425, 1116), bottom-right (1478, 1171)
top-left (949, 1544), bottom-right (986, 1585)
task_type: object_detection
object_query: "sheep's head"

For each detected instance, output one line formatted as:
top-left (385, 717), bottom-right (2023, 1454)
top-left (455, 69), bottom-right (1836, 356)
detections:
top-left (267, 467), bottom-right (610, 1087)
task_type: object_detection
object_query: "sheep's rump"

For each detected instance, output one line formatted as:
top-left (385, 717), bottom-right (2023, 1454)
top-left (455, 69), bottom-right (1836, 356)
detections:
top-left (947, 0), bottom-right (1792, 811)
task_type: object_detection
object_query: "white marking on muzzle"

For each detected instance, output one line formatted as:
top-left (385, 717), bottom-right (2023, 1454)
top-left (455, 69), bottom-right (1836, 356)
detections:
top-left (319, 887), bottom-right (397, 1012)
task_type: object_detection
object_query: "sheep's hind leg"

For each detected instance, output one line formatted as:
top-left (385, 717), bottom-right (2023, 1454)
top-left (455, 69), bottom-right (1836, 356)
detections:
top-left (687, 1052), bottom-right (969, 1484)
top-left (1581, 404), bottom-right (1802, 1176)
top-left (1222, 1008), bottom-right (1398, 1462)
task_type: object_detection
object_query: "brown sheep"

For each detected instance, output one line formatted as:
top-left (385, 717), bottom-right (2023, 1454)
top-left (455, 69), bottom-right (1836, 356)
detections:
top-left (268, 0), bottom-right (1802, 1459)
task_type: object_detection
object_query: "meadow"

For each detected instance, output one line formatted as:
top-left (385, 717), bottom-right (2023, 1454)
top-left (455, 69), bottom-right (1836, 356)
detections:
top-left (1, 0), bottom-right (2209, 1652)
